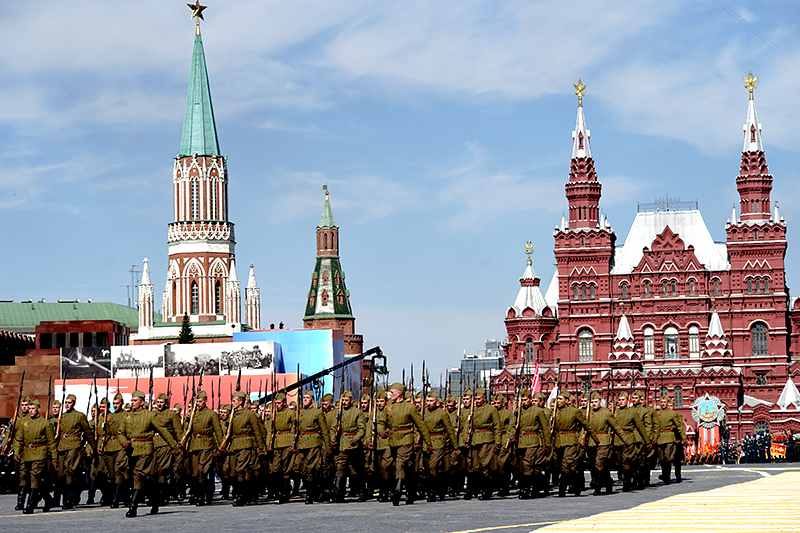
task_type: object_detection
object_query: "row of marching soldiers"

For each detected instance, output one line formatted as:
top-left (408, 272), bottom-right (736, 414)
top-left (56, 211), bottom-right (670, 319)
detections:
top-left (6, 382), bottom-right (688, 515)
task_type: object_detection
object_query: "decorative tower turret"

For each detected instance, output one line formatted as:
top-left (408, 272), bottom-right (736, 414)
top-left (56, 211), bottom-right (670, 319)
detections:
top-left (138, 258), bottom-right (154, 332)
top-left (304, 187), bottom-right (363, 355)
top-left (701, 310), bottom-right (732, 366)
top-left (737, 73), bottom-right (772, 223)
top-left (245, 263), bottom-right (261, 330)
top-left (564, 80), bottom-right (602, 229)
top-left (226, 258), bottom-right (241, 325)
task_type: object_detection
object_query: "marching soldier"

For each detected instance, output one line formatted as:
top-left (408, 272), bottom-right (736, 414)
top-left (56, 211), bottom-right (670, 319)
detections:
top-left (56, 393), bottom-right (96, 509)
top-left (184, 390), bottom-right (223, 506)
top-left (294, 389), bottom-right (330, 504)
top-left (330, 390), bottom-right (365, 503)
top-left (378, 382), bottom-right (431, 506)
top-left (444, 395), bottom-right (462, 497)
top-left (374, 390), bottom-right (393, 502)
top-left (423, 391), bottom-right (458, 501)
top-left (319, 393), bottom-right (336, 501)
top-left (12, 398), bottom-right (57, 514)
top-left (461, 387), bottom-right (501, 501)
top-left (11, 396), bottom-right (31, 510)
top-left (118, 390), bottom-right (179, 517)
top-left (359, 393), bottom-right (375, 500)
top-left (632, 390), bottom-right (658, 488)
top-left (101, 394), bottom-right (130, 508)
top-left (492, 394), bottom-right (514, 496)
top-left (225, 391), bottom-right (266, 507)
top-left (508, 389), bottom-right (551, 499)
top-left (217, 403), bottom-right (232, 499)
top-left (267, 392), bottom-right (295, 503)
top-left (612, 392), bottom-right (648, 492)
top-left (552, 391), bottom-right (597, 497)
top-left (656, 394), bottom-right (687, 484)
top-left (152, 392), bottom-right (182, 508)
top-left (585, 392), bottom-right (624, 495)
top-left (170, 402), bottom-right (186, 501)
top-left (668, 398), bottom-right (685, 482)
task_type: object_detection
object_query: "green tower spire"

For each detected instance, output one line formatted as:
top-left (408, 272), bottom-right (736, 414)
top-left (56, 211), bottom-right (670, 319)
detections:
top-left (319, 186), bottom-right (337, 228)
top-left (179, 32), bottom-right (220, 157)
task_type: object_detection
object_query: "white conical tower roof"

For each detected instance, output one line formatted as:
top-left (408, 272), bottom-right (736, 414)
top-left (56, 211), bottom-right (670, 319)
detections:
top-left (610, 315), bottom-right (636, 360)
top-left (742, 75), bottom-right (763, 153)
top-left (703, 310), bottom-right (731, 359)
top-left (509, 254), bottom-right (548, 317)
top-left (247, 263), bottom-right (257, 289)
top-left (229, 258), bottom-right (238, 282)
top-left (141, 258), bottom-right (151, 285)
top-left (774, 201), bottom-right (781, 222)
top-left (571, 100), bottom-right (591, 159)
top-left (544, 268), bottom-right (559, 317)
top-left (777, 378), bottom-right (800, 410)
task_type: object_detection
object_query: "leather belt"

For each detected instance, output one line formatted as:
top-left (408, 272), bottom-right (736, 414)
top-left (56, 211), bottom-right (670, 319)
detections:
top-left (301, 431), bottom-right (319, 435)
top-left (520, 431), bottom-right (539, 435)
top-left (276, 430), bottom-right (292, 434)
top-left (474, 429), bottom-right (492, 432)
top-left (390, 427), bottom-right (411, 432)
top-left (557, 431), bottom-right (577, 434)
top-left (27, 443), bottom-right (46, 448)
top-left (342, 432), bottom-right (357, 436)
top-left (233, 434), bottom-right (253, 438)
top-left (596, 431), bottom-right (608, 434)
top-left (63, 433), bottom-right (81, 438)
top-left (131, 438), bottom-right (152, 442)
top-left (193, 434), bottom-right (211, 438)
top-left (429, 432), bottom-right (444, 436)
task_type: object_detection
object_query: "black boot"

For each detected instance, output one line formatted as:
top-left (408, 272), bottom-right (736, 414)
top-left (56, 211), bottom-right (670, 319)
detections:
top-left (479, 475), bottom-right (493, 500)
top-left (427, 484), bottom-right (437, 503)
top-left (221, 480), bottom-right (231, 500)
top-left (661, 462), bottom-right (672, 485)
top-left (391, 479), bottom-right (403, 507)
top-left (405, 476), bottom-right (416, 505)
top-left (195, 481), bottom-right (205, 506)
top-left (463, 474), bottom-right (473, 500)
top-left (110, 484), bottom-right (122, 508)
top-left (331, 476), bottom-right (345, 503)
top-left (24, 488), bottom-right (40, 514)
top-left (126, 489), bottom-right (139, 518)
top-left (518, 476), bottom-right (529, 500)
top-left (205, 477), bottom-right (214, 505)
top-left (674, 463), bottom-right (682, 483)
top-left (62, 484), bottom-right (74, 510)
top-left (572, 473), bottom-right (582, 496)
top-left (149, 484), bottom-right (161, 515)
top-left (558, 474), bottom-right (568, 497)
top-left (377, 479), bottom-right (390, 502)
top-left (41, 489), bottom-right (55, 512)
top-left (605, 472), bottom-right (614, 495)
top-left (15, 486), bottom-right (28, 511)
top-left (621, 471), bottom-right (632, 493)
top-left (87, 480), bottom-right (96, 505)
top-left (304, 480), bottom-right (315, 505)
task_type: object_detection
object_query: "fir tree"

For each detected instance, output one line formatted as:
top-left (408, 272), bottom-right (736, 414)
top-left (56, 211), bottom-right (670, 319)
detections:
top-left (178, 312), bottom-right (195, 344)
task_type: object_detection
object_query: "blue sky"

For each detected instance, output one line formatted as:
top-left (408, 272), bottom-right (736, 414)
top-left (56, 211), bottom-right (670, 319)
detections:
top-left (1, 1), bottom-right (799, 381)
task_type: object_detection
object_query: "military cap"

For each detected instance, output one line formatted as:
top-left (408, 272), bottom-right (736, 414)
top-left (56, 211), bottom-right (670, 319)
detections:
top-left (475, 387), bottom-right (486, 397)
top-left (591, 392), bottom-right (601, 400)
top-left (22, 396), bottom-right (31, 402)
top-left (427, 391), bottom-right (439, 399)
top-left (114, 393), bottom-right (124, 401)
top-left (415, 391), bottom-right (424, 399)
top-left (618, 391), bottom-right (629, 400)
top-left (157, 392), bottom-right (168, 400)
top-left (132, 390), bottom-right (145, 399)
top-left (633, 390), bottom-right (645, 398)
top-left (99, 398), bottom-right (109, 405)
top-left (361, 394), bottom-right (371, 402)
top-left (289, 401), bottom-right (297, 408)
top-left (173, 403), bottom-right (182, 409)
top-left (302, 389), bottom-right (314, 397)
top-left (233, 391), bottom-right (247, 400)
top-left (390, 382), bottom-right (405, 392)
top-left (376, 390), bottom-right (387, 399)
top-left (275, 392), bottom-right (287, 401)
top-left (661, 394), bottom-right (670, 401)
top-left (534, 392), bottom-right (546, 400)
top-left (197, 390), bottom-right (208, 399)
top-left (124, 403), bottom-right (131, 410)
top-left (446, 395), bottom-right (457, 403)
top-left (53, 400), bottom-right (61, 406)
top-left (322, 393), bottom-right (334, 402)
top-left (29, 398), bottom-right (41, 406)
top-left (66, 394), bottom-right (77, 402)
top-left (220, 404), bottom-right (232, 411)
top-left (558, 390), bottom-right (572, 400)
top-left (581, 392), bottom-right (590, 399)
top-left (463, 389), bottom-right (473, 397)
top-left (403, 390), bottom-right (412, 399)
top-left (341, 390), bottom-right (353, 399)
top-left (520, 389), bottom-right (532, 398)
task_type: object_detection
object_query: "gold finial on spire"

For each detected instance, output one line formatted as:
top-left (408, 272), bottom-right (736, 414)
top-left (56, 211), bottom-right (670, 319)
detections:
top-left (323, 184), bottom-right (329, 198)
top-left (525, 241), bottom-right (534, 258)
top-left (188, 1), bottom-right (208, 35)
top-left (744, 72), bottom-right (758, 100)
top-left (574, 79), bottom-right (586, 107)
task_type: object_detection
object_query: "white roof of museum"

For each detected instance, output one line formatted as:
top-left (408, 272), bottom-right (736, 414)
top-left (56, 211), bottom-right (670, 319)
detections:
top-left (611, 209), bottom-right (729, 275)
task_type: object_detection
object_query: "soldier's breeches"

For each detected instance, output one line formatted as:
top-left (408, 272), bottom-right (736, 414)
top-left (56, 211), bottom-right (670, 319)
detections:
top-left (58, 449), bottom-right (83, 485)
top-left (426, 448), bottom-right (447, 477)
top-left (296, 447), bottom-right (322, 481)
top-left (20, 460), bottom-right (45, 490)
top-left (153, 446), bottom-right (174, 484)
top-left (390, 444), bottom-right (414, 480)
top-left (587, 445), bottom-right (612, 472)
top-left (363, 449), bottom-right (375, 477)
top-left (492, 445), bottom-right (511, 475)
top-left (188, 449), bottom-right (214, 481)
top-left (269, 447), bottom-right (294, 479)
top-left (378, 448), bottom-right (394, 480)
top-left (616, 443), bottom-right (642, 471)
top-left (516, 447), bottom-right (542, 477)
top-left (658, 443), bottom-right (676, 463)
top-left (335, 449), bottom-right (362, 478)
top-left (233, 449), bottom-right (257, 483)
top-left (555, 445), bottom-right (580, 474)
top-left (129, 454), bottom-right (154, 491)
top-left (105, 449), bottom-right (129, 484)
top-left (468, 444), bottom-right (493, 476)
top-left (172, 449), bottom-right (184, 479)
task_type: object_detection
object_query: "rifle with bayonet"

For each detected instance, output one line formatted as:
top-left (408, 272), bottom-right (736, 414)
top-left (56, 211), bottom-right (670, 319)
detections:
top-left (86, 373), bottom-right (95, 418)
top-left (179, 368), bottom-right (204, 448)
top-left (503, 368), bottom-right (522, 451)
top-left (99, 377), bottom-right (109, 454)
top-left (549, 363), bottom-right (562, 435)
top-left (92, 374), bottom-right (100, 446)
top-left (466, 374), bottom-right (477, 447)
top-left (579, 369), bottom-right (592, 446)
top-left (148, 366), bottom-right (154, 411)
top-left (219, 369), bottom-right (241, 453)
top-left (55, 383), bottom-right (67, 441)
top-left (455, 375), bottom-right (463, 447)
top-left (292, 364), bottom-right (301, 451)
top-left (332, 370), bottom-right (345, 449)
top-left (1, 371), bottom-right (25, 455)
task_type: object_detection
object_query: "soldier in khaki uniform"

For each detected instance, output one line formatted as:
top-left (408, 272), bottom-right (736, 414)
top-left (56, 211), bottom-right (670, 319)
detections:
top-left (184, 390), bottom-right (223, 506)
top-left (170, 402), bottom-right (186, 501)
top-left (11, 396), bottom-right (31, 510)
top-left (423, 391), bottom-right (458, 501)
top-left (374, 390), bottom-right (393, 502)
top-left (612, 392), bottom-right (649, 492)
top-left (12, 398), bottom-right (58, 514)
top-left (491, 394), bottom-right (514, 496)
top-left (444, 395), bottom-right (463, 497)
top-left (225, 391), bottom-right (266, 507)
top-left (460, 387), bottom-right (501, 501)
top-left (267, 392), bottom-right (295, 503)
top-left (632, 390), bottom-right (658, 489)
top-left (319, 393), bottom-right (336, 501)
top-left (508, 389), bottom-right (551, 499)
top-left (330, 390), bottom-right (365, 502)
top-left (585, 392), bottom-right (625, 495)
top-left (378, 382), bottom-right (431, 506)
top-left (552, 390), bottom-right (597, 497)
top-left (656, 394), bottom-right (687, 484)
top-left (56, 393), bottom-right (96, 509)
top-left (293, 389), bottom-right (329, 504)
top-left (359, 393), bottom-right (376, 500)
top-left (100, 394), bottom-right (130, 508)
top-left (118, 390), bottom-right (179, 517)
top-left (217, 403), bottom-right (232, 500)
top-left (152, 392), bottom-right (182, 508)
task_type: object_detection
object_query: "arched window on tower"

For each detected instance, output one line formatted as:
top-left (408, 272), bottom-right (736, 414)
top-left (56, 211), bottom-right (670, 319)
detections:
top-left (580, 236), bottom-right (585, 247)
top-left (172, 282), bottom-right (176, 316)
top-left (662, 281), bottom-right (668, 297)
top-left (674, 386), bottom-right (683, 408)
top-left (752, 323), bottom-right (768, 356)
top-left (764, 279), bottom-right (769, 293)
top-left (590, 285), bottom-right (595, 299)
top-left (574, 286), bottom-right (578, 300)
top-left (215, 282), bottom-right (221, 314)
top-left (578, 329), bottom-right (593, 362)
top-left (754, 229), bottom-right (759, 240)
top-left (644, 280), bottom-right (650, 298)
top-left (323, 233), bottom-right (328, 249)
top-left (321, 290), bottom-right (328, 307)
top-left (621, 283), bottom-right (628, 299)
top-left (644, 327), bottom-right (654, 359)
top-left (689, 325), bottom-right (700, 358)
top-left (747, 280), bottom-right (752, 294)
top-left (751, 124), bottom-right (756, 143)
top-left (525, 339), bottom-right (534, 363)
top-left (578, 131), bottom-right (584, 150)
top-left (713, 279), bottom-right (719, 296)
top-left (581, 286), bottom-right (587, 300)
top-left (664, 326), bottom-right (679, 359)
top-left (191, 178), bottom-right (199, 219)
top-left (191, 281), bottom-right (199, 315)
top-left (211, 181), bottom-right (218, 219)
top-left (689, 279), bottom-right (695, 296)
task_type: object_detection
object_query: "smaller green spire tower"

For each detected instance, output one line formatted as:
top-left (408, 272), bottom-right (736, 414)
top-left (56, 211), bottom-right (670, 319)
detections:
top-left (179, 31), bottom-right (220, 157)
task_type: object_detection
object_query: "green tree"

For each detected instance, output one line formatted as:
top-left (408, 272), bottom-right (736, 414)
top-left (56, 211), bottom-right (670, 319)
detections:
top-left (178, 312), bottom-right (195, 344)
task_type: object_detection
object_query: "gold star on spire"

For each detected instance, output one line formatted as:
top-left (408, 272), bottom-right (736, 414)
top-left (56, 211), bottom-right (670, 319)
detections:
top-left (574, 79), bottom-right (586, 107)
top-left (188, 1), bottom-right (208, 34)
top-left (744, 72), bottom-right (758, 100)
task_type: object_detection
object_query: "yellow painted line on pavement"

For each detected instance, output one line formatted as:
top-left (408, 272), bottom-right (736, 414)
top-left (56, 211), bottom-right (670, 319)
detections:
top-left (534, 471), bottom-right (800, 533)
top-left (448, 521), bottom-right (556, 533)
